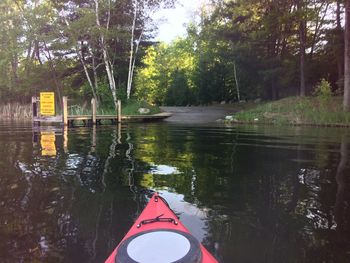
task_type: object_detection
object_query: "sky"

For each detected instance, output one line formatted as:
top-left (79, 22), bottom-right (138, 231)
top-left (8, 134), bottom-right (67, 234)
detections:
top-left (153, 0), bottom-right (204, 43)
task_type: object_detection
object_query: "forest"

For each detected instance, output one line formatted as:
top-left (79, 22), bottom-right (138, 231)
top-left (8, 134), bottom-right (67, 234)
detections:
top-left (0, 0), bottom-right (349, 111)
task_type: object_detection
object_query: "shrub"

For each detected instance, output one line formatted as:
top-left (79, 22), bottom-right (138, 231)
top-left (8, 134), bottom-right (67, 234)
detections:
top-left (313, 79), bottom-right (332, 108)
top-left (313, 79), bottom-right (332, 98)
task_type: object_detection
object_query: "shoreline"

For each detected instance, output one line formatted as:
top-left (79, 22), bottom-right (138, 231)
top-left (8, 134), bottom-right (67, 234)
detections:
top-left (3, 98), bottom-right (350, 128)
top-left (227, 96), bottom-right (350, 128)
top-left (225, 120), bottom-right (350, 128)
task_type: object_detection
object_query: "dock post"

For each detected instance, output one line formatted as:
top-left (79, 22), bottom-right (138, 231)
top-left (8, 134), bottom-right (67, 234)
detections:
top-left (117, 100), bottom-right (121, 123)
top-left (63, 126), bottom-right (68, 153)
top-left (32, 96), bottom-right (37, 126)
top-left (91, 98), bottom-right (96, 125)
top-left (63, 96), bottom-right (68, 126)
top-left (32, 96), bottom-right (37, 118)
top-left (117, 123), bottom-right (121, 144)
top-left (91, 125), bottom-right (96, 152)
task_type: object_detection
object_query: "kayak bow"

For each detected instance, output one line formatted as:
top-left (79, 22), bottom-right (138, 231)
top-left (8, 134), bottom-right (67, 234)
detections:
top-left (105, 193), bottom-right (218, 263)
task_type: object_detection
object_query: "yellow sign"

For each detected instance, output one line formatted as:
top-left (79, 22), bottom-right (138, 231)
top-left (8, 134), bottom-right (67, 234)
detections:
top-left (41, 131), bottom-right (56, 156)
top-left (40, 92), bottom-right (55, 116)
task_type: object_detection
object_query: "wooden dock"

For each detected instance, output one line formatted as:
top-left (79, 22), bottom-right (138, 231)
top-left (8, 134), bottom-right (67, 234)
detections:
top-left (66, 112), bottom-right (172, 126)
top-left (32, 96), bottom-right (171, 127)
top-left (33, 113), bottom-right (172, 125)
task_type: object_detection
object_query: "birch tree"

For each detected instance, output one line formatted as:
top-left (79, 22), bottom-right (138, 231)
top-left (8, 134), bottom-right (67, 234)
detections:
top-left (77, 43), bottom-right (100, 106)
top-left (233, 61), bottom-right (240, 101)
top-left (94, 0), bottom-right (118, 110)
top-left (126, 0), bottom-right (139, 100)
top-left (126, 0), bottom-right (175, 100)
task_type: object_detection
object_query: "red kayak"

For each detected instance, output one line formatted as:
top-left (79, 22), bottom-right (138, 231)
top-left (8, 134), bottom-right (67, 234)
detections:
top-left (105, 193), bottom-right (218, 263)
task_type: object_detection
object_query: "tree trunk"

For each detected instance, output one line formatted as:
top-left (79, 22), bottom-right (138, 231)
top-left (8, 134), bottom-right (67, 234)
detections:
top-left (127, 0), bottom-right (137, 100)
top-left (233, 61), bottom-right (240, 101)
top-left (298, 0), bottom-right (306, 97)
top-left (34, 40), bottom-right (42, 65)
top-left (129, 30), bottom-right (143, 99)
top-left (337, 1), bottom-right (342, 29)
top-left (25, 40), bottom-right (33, 76)
top-left (309, 3), bottom-right (329, 60)
top-left (11, 52), bottom-right (19, 85)
top-left (77, 45), bottom-right (99, 106)
top-left (43, 41), bottom-right (63, 108)
top-left (91, 51), bottom-right (100, 104)
top-left (334, 135), bottom-right (348, 230)
top-left (336, 1), bottom-right (343, 82)
top-left (344, 0), bottom-right (350, 111)
top-left (102, 47), bottom-right (118, 110)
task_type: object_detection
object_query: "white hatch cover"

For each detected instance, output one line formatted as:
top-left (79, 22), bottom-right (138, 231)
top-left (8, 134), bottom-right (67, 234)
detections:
top-left (115, 229), bottom-right (202, 263)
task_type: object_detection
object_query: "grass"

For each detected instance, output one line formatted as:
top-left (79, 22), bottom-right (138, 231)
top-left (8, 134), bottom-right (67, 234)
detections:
top-left (231, 96), bottom-right (350, 126)
top-left (69, 100), bottom-right (161, 116)
top-left (0, 103), bottom-right (32, 120)
top-left (68, 104), bottom-right (90, 115)
top-left (121, 100), bottom-right (160, 115)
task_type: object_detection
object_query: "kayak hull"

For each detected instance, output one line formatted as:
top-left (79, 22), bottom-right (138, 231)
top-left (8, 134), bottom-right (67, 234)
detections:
top-left (105, 193), bottom-right (218, 263)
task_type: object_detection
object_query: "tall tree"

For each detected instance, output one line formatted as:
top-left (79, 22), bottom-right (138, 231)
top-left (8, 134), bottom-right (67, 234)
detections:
top-left (336, 0), bottom-right (344, 82)
top-left (94, 0), bottom-right (118, 110)
top-left (344, 0), bottom-right (350, 111)
top-left (0, 0), bottom-right (24, 95)
top-left (62, 9), bottom-right (100, 105)
top-left (127, 0), bottom-right (142, 100)
top-left (126, 0), bottom-right (175, 100)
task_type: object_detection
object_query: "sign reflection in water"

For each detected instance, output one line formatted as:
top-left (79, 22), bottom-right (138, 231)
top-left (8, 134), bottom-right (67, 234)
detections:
top-left (40, 132), bottom-right (56, 156)
top-left (0, 123), bottom-right (349, 262)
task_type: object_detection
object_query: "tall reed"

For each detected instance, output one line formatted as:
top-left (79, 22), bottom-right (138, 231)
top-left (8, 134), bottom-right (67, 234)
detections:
top-left (0, 103), bottom-right (32, 120)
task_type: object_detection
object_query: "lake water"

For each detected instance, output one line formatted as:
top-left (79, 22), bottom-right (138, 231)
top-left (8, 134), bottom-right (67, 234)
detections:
top-left (0, 121), bottom-right (349, 262)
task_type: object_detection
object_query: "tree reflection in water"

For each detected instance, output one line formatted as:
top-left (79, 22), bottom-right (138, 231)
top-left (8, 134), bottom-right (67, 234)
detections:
top-left (334, 135), bottom-right (349, 255)
top-left (0, 123), bottom-right (349, 262)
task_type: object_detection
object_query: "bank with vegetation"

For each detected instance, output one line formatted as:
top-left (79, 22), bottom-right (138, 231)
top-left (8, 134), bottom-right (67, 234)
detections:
top-left (228, 80), bottom-right (350, 126)
top-left (1, 0), bottom-right (350, 119)
top-left (229, 96), bottom-right (350, 127)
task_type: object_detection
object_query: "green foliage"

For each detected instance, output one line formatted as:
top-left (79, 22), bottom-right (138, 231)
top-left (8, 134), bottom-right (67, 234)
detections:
top-left (135, 0), bottom-right (342, 106)
top-left (313, 79), bottom-right (332, 98)
top-left (232, 97), bottom-right (350, 125)
top-left (98, 79), bottom-right (117, 106)
top-left (135, 39), bottom-right (197, 105)
top-left (165, 70), bottom-right (191, 106)
top-left (68, 99), bottom-right (160, 116)
top-left (121, 100), bottom-right (160, 115)
top-left (313, 79), bottom-right (332, 109)
top-left (0, 0), bottom-right (173, 107)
